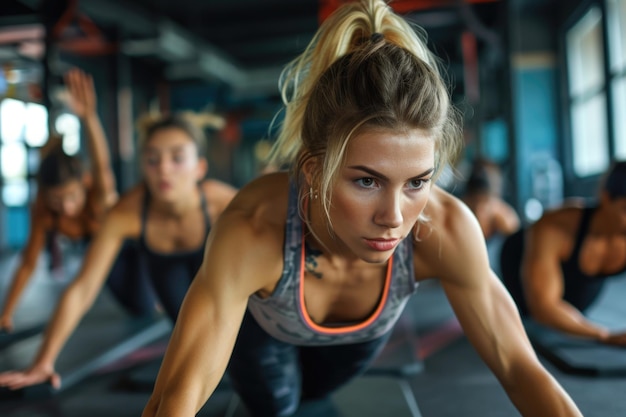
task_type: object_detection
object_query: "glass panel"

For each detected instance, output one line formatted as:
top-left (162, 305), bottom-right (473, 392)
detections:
top-left (0, 98), bottom-right (26, 143)
top-left (607, 0), bottom-right (626, 73)
top-left (0, 142), bottom-right (28, 179)
top-left (24, 102), bottom-right (48, 147)
top-left (55, 113), bottom-right (81, 155)
top-left (613, 77), bottom-right (626, 159)
top-left (571, 93), bottom-right (610, 176)
top-left (567, 7), bottom-right (605, 97)
top-left (28, 147), bottom-right (40, 174)
top-left (2, 178), bottom-right (29, 207)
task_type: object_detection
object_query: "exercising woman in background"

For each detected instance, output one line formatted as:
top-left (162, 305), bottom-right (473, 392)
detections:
top-left (1, 68), bottom-right (118, 332)
top-left (461, 158), bottom-right (520, 240)
top-left (500, 161), bottom-right (626, 345)
top-left (0, 113), bottom-right (237, 389)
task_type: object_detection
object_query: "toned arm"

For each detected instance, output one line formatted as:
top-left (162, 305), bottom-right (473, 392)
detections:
top-left (421, 191), bottom-right (581, 416)
top-left (523, 219), bottom-right (609, 340)
top-left (492, 199), bottom-right (520, 236)
top-left (65, 69), bottom-right (117, 207)
top-left (0, 197), bottom-right (48, 330)
top-left (0, 196), bottom-right (138, 390)
top-left (143, 209), bottom-right (282, 417)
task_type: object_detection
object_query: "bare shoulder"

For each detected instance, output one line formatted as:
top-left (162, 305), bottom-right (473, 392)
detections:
top-left (109, 184), bottom-right (144, 213)
top-left (205, 172), bottom-right (290, 294)
top-left (225, 171), bottom-right (290, 222)
top-left (412, 186), bottom-right (488, 283)
top-left (525, 206), bottom-right (582, 259)
top-left (531, 205), bottom-right (582, 241)
top-left (200, 178), bottom-right (238, 202)
top-left (421, 186), bottom-right (477, 237)
top-left (102, 184), bottom-right (144, 238)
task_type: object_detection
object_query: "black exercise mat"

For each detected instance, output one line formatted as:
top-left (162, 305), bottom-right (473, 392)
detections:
top-left (0, 290), bottom-right (171, 399)
top-left (0, 325), bottom-right (46, 350)
top-left (526, 320), bottom-right (626, 376)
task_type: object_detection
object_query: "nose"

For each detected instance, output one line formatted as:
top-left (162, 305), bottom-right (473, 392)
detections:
top-left (155, 158), bottom-right (173, 175)
top-left (374, 191), bottom-right (403, 229)
top-left (62, 200), bottom-right (77, 216)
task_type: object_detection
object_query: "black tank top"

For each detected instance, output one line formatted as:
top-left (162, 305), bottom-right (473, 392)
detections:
top-left (139, 188), bottom-right (211, 321)
top-left (500, 207), bottom-right (624, 315)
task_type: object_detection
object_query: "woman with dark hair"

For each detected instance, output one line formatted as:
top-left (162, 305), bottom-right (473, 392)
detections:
top-left (1, 68), bottom-right (117, 332)
top-left (500, 160), bottom-right (626, 344)
top-left (461, 158), bottom-right (520, 240)
top-left (0, 112), bottom-right (237, 390)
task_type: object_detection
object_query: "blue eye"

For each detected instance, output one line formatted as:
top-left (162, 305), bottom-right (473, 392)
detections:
top-left (408, 179), bottom-right (429, 190)
top-left (356, 178), bottom-right (376, 188)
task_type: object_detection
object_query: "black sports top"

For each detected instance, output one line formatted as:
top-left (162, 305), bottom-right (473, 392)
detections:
top-left (138, 189), bottom-right (210, 321)
top-left (500, 207), bottom-right (625, 315)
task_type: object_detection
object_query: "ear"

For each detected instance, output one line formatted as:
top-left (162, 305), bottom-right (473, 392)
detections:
top-left (196, 157), bottom-right (209, 180)
top-left (302, 156), bottom-right (320, 187)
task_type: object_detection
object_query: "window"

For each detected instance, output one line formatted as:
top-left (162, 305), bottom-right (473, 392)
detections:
top-left (0, 98), bottom-right (27, 143)
top-left (566, 6), bottom-right (610, 176)
top-left (607, 0), bottom-right (626, 159)
top-left (55, 113), bottom-right (81, 155)
top-left (0, 98), bottom-right (50, 206)
top-left (24, 102), bottom-right (48, 147)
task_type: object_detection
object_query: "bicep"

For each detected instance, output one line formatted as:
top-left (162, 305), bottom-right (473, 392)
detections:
top-left (150, 225), bottom-right (259, 414)
top-left (521, 229), bottom-right (564, 312)
top-left (149, 210), bottom-right (281, 411)
top-left (151, 270), bottom-right (248, 414)
top-left (429, 200), bottom-right (538, 380)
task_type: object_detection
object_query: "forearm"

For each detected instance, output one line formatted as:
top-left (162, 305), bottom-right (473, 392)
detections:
top-left (505, 362), bottom-right (582, 417)
top-left (532, 300), bottom-right (607, 340)
top-left (32, 283), bottom-right (97, 369)
top-left (1, 263), bottom-right (36, 317)
top-left (81, 113), bottom-right (112, 176)
top-left (145, 348), bottom-right (228, 417)
top-left (143, 391), bottom-right (201, 417)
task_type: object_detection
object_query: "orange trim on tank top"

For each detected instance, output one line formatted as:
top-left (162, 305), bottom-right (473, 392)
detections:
top-left (298, 233), bottom-right (393, 334)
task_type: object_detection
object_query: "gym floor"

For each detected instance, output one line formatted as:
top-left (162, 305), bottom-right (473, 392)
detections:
top-left (0, 252), bottom-right (625, 417)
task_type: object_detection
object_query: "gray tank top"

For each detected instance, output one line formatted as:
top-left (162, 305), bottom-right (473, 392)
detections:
top-left (247, 181), bottom-right (418, 346)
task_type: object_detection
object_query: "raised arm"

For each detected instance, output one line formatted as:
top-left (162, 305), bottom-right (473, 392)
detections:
top-left (0, 203), bottom-right (132, 390)
top-left (143, 210), bottom-right (280, 417)
top-left (492, 198), bottom-right (520, 237)
top-left (65, 68), bottom-right (117, 206)
top-left (422, 194), bottom-right (581, 417)
top-left (0, 195), bottom-right (48, 331)
top-left (523, 221), bottom-right (608, 340)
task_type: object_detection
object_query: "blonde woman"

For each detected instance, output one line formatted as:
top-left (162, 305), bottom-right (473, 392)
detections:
top-left (143, 1), bottom-right (581, 416)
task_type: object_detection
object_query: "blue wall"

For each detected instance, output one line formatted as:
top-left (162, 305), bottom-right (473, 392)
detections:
top-left (513, 63), bottom-right (562, 217)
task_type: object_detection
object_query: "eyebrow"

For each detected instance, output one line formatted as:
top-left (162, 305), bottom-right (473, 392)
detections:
top-left (347, 165), bottom-right (435, 182)
top-left (144, 145), bottom-right (188, 153)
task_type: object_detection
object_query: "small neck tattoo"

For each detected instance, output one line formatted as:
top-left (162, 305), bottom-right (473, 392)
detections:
top-left (304, 239), bottom-right (324, 279)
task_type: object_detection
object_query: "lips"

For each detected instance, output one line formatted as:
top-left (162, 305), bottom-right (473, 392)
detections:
top-left (158, 181), bottom-right (172, 191)
top-left (363, 238), bottom-right (401, 251)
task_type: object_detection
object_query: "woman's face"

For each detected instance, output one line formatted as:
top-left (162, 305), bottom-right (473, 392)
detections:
top-left (326, 128), bottom-right (435, 263)
top-left (45, 179), bottom-right (87, 217)
top-left (142, 127), bottom-right (206, 203)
